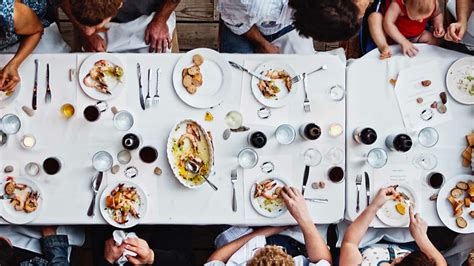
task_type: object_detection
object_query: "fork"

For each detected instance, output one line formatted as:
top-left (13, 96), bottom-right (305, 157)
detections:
top-left (153, 68), bottom-right (160, 106)
top-left (231, 169), bottom-right (237, 212)
top-left (290, 64), bottom-right (328, 84)
top-left (145, 69), bottom-right (152, 109)
top-left (302, 73), bottom-right (311, 113)
top-left (356, 174), bottom-right (362, 213)
top-left (45, 63), bottom-right (52, 104)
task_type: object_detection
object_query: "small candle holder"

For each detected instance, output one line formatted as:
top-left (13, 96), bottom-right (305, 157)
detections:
top-left (20, 134), bottom-right (36, 150)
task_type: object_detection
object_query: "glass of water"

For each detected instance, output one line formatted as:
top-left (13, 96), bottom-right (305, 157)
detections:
top-left (112, 107), bottom-right (134, 131)
top-left (366, 148), bottom-right (388, 168)
top-left (92, 151), bottom-right (113, 172)
top-left (418, 127), bottom-right (439, 148)
top-left (238, 148), bottom-right (258, 169)
top-left (329, 85), bottom-right (345, 101)
top-left (0, 113), bottom-right (21, 135)
top-left (275, 124), bottom-right (296, 145)
top-left (413, 153), bottom-right (438, 170)
top-left (325, 147), bottom-right (344, 165)
top-left (304, 148), bottom-right (322, 167)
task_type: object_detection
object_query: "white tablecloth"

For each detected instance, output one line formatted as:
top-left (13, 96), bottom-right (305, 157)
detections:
top-left (345, 44), bottom-right (474, 227)
top-left (0, 51), bottom-right (346, 225)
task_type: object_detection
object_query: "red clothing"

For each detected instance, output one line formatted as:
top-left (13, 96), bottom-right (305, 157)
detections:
top-left (386, 0), bottom-right (435, 38)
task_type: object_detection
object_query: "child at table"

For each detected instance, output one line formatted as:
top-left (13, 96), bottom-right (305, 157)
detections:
top-left (367, 0), bottom-right (445, 58)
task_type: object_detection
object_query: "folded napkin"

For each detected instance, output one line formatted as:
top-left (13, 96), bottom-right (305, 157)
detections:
top-left (113, 230), bottom-right (138, 266)
top-left (271, 29), bottom-right (315, 55)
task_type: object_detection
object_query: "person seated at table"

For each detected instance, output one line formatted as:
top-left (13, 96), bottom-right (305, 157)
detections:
top-left (205, 186), bottom-right (332, 265)
top-left (442, 233), bottom-right (474, 265)
top-left (92, 225), bottom-right (194, 265)
top-left (340, 186), bottom-right (447, 266)
top-left (0, 0), bottom-right (69, 94)
top-left (0, 226), bottom-right (74, 265)
top-left (59, 0), bottom-right (179, 53)
top-left (217, 0), bottom-right (316, 54)
top-left (444, 0), bottom-right (474, 55)
top-left (368, 0), bottom-right (445, 58)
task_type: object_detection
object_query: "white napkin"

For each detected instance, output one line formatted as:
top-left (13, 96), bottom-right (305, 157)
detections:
top-left (271, 29), bottom-right (315, 55)
top-left (113, 230), bottom-right (138, 266)
top-left (98, 12), bottom-right (176, 53)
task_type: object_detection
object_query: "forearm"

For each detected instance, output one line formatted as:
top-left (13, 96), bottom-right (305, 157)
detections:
top-left (60, 0), bottom-right (86, 33)
top-left (343, 205), bottom-right (378, 245)
top-left (415, 236), bottom-right (447, 266)
top-left (384, 21), bottom-right (410, 44)
top-left (432, 13), bottom-right (444, 28)
top-left (300, 221), bottom-right (332, 264)
top-left (206, 230), bottom-right (261, 263)
top-left (456, 0), bottom-right (472, 24)
top-left (243, 25), bottom-right (272, 49)
top-left (153, 0), bottom-right (180, 23)
top-left (9, 31), bottom-right (41, 67)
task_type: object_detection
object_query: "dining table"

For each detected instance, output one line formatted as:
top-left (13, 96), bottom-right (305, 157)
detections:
top-left (0, 50), bottom-right (347, 226)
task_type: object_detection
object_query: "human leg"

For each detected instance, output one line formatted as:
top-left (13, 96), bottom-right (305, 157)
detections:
top-left (417, 30), bottom-right (440, 45)
top-left (218, 19), bottom-right (255, 53)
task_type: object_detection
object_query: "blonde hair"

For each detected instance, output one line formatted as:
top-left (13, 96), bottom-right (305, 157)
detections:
top-left (247, 245), bottom-right (295, 266)
top-left (404, 0), bottom-right (435, 16)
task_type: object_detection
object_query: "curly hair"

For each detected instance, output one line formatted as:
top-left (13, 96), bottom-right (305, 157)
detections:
top-left (396, 250), bottom-right (435, 266)
top-left (247, 245), bottom-right (295, 266)
top-left (289, 0), bottom-right (361, 42)
top-left (71, 0), bottom-right (122, 26)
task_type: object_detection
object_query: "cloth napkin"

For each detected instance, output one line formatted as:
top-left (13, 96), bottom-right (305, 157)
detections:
top-left (98, 12), bottom-right (176, 53)
top-left (271, 29), bottom-right (315, 54)
top-left (113, 230), bottom-right (138, 266)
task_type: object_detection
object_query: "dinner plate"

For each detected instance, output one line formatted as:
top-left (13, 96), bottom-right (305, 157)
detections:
top-left (446, 57), bottom-right (474, 105)
top-left (251, 61), bottom-right (299, 108)
top-left (1, 177), bottom-right (42, 224)
top-left (436, 174), bottom-right (473, 234)
top-left (99, 181), bottom-right (147, 229)
top-left (0, 78), bottom-right (21, 108)
top-left (376, 184), bottom-right (418, 227)
top-left (250, 177), bottom-right (288, 218)
top-left (79, 53), bottom-right (126, 101)
top-left (166, 119), bottom-right (214, 189)
top-left (172, 48), bottom-right (231, 108)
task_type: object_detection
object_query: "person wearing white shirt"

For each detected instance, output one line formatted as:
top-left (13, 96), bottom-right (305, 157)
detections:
top-left (205, 186), bottom-right (332, 266)
top-left (445, 0), bottom-right (474, 54)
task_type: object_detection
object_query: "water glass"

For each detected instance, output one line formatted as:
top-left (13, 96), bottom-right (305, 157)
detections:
top-left (92, 151), bottom-right (113, 172)
top-left (0, 113), bottom-right (21, 135)
top-left (418, 127), bottom-right (439, 148)
top-left (238, 148), bottom-right (258, 169)
top-left (366, 148), bottom-right (388, 168)
top-left (275, 124), bottom-right (296, 144)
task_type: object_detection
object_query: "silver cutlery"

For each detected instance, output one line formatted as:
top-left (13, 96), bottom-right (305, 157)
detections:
top-left (365, 172), bottom-right (370, 206)
top-left (399, 191), bottom-right (414, 209)
top-left (302, 73), bottom-right (311, 113)
top-left (231, 169), bottom-right (237, 212)
top-left (45, 63), bottom-right (51, 104)
top-left (87, 172), bottom-right (104, 216)
top-left (0, 194), bottom-right (13, 200)
top-left (228, 61), bottom-right (271, 81)
top-left (356, 174), bottom-right (362, 213)
top-left (304, 198), bottom-right (328, 203)
top-left (32, 59), bottom-right (39, 110)
top-left (153, 68), bottom-right (160, 106)
top-left (302, 165), bottom-right (310, 194)
top-left (145, 69), bottom-right (152, 109)
top-left (136, 63), bottom-right (145, 110)
top-left (290, 64), bottom-right (328, 84)
top-left (185, 160), bottom-right (218, 191)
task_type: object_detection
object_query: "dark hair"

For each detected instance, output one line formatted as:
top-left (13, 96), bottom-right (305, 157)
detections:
top-left (71, 0), bottom-right (122, 26)
top-left (396, 250), bottom-right (435, 266)
top-left (289, 0), bottom-right (361, 42)
top-left (0, 237), bottom-right (14, 266)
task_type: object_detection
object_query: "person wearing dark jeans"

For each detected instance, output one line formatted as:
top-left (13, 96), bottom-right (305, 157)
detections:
top-left (92, 225), bottom-right (194, 266)
top-left (0, 227), bottom-right (70, 266)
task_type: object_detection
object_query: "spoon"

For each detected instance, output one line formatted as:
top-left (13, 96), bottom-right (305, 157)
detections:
top-left (185, 160), bottom-right (218, 191)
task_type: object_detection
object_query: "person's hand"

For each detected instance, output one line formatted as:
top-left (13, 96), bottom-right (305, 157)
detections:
top-left (41, 226), bottom-right (57, 237)
top-left (280, 186), bottom-right (311, 224)
top-left (433, 26), bottom-right (446, 38)
top-left (255, 42), bottom-right (280, 54)
top-left (371, 186), bottom-right (397, 209)
top-left (81, 33), bottom-right (107, 52)
top-left (379, 45), bottom-right (392, 60)
top-left (400, 41), bottom-right (418, 57)
top-left (409, 207), bottom-right (428, 242)
top-left (0, 63), bottom-right (20, 93)
top-left (254, 226), bottom-right (289, 237)
top-left (145, 18), bottom-right (171, 53)
top-left (123, 237), bottom-right (154, 265)
top-left (445, 22), bottom-right (467, 43)
top-left (104, 238), bottom-right (125, 264)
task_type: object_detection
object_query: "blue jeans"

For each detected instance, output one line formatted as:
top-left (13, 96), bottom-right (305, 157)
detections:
top-left (219, 20), bottom-right (295, 53)
top-left (19, 235), bottom-right (70, 266)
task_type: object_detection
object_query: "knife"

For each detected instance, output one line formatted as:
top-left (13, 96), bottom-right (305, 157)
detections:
top-left (302, 165), bottom-right (310, 194)
top-left (32, 59), bottom-right (39, 110)
top-left (45, 63), bottom-right (51, 103)
top-left (364, 171), bottom-right (370, 206)
top-left (228, 61), bottom-right (272, 82)
top-left (87, 172), bottom-right (104, 217)
top-left (136, 63), bottom-right (145, 110)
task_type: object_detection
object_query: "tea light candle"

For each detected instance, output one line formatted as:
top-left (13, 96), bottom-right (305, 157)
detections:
top-left (21, 134), bottom-right (36, 149)
top-left (328, 123), bottom-right (343, 137)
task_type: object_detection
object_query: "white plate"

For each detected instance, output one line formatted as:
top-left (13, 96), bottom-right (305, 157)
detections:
top-left (376, 185), bottom-right (418, 227)
top-left (250, 177), bottom-right (288, 218)
top-left (1, 177), bottom-right (42, 224)
top-left (172, 48), bottom-right (231, 108)
top-left (166, 119), bottom-right (214, 189)
top-left (0, 78), bottom-right (21, 108)
top-left (446, 57), bottom-right (474, 105)
top-left (99, 181), bottom-right (147, 229)
top-left (436, 174), bottom-right (473, 234)
top-left (79, 53), bottom-right (126, 101)
top-left (251, 62), bottom-right (299, 108)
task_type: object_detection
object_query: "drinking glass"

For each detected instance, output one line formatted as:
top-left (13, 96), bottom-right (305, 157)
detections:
top-left (43, 157), bottom-right (62, 175)
top-left (325, 147), bottom-right (344, 165)
top-left (413, 153), bottom-right (438, 170)
top-left (60, 103), bottom-right (75, 119)
top-left (25, 162), bottom-right (40, 177)
top-left (0, 113), bottom-right (21, 135)
top-left (275, 124), bottom-right (296, 145)
top-left (117, 150), bottom-right (132, 164)
top-left (139, 146), bottom-right (158, 163)
top-left (366, 148), bottom-right (388, 168)
top-left (111, 106), bottom-right (134, 131)
top-left (418, 127), bottom-right (439, 148)
top-left (92, 151), bottom-right (113, 172)
top-left (328, 123), bottom-right (343, 137)
top-left (303, 148), bottom-right (322, 167)
top-left (84, 101), bottom-right (108, 122)
top-left (225, 111), bottom-right (243, 130)
top-left (238, 148), bottom-right (258, 169)
top-left (329, 85), bottom-right (345, 101)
